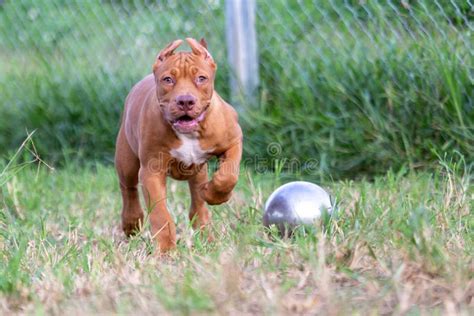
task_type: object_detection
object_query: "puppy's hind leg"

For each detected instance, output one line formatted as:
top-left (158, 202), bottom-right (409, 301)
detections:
top-left (188, 164), bottom-right (213, 242)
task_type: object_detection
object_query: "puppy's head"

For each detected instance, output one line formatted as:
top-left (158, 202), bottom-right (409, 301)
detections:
top-left (153, 38), bottom-right (216, 134)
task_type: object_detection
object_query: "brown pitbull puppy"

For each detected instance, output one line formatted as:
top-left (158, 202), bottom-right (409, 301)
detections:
top-left (115, 38), bottom-right (242, 252)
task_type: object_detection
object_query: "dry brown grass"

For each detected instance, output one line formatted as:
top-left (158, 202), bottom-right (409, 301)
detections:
top-left (0, 161), bottom-right (472, 315)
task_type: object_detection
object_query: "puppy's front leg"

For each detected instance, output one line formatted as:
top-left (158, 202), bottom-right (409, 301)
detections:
top-left (139, 167), bottom-right (176, 252)
top-left (200, 141), bottom-right (242, 205)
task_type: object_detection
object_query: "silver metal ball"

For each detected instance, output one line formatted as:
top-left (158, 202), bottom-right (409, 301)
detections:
top-left (263, 181), bottom-right (332, 234)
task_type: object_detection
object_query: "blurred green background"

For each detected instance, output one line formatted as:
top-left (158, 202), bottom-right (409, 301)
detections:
top-left (0, 0), bottom-right (472, 178)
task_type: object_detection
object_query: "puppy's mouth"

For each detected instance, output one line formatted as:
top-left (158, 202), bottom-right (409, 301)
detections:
top-left (172, 111), bottom-right (206, 133)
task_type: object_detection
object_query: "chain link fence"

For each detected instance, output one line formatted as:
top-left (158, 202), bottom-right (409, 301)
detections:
top-left (0, 0), bottom-right (472, 175)
top-left (0, 0), bottom-right (228, 95)
top-left (257, 1), bottom-right (473, 90)
top-left (2, 1), bottom-right (471, 97)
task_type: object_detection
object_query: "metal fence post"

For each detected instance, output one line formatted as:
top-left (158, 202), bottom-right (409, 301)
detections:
top-left (225, 0), bottom-right (259, 108)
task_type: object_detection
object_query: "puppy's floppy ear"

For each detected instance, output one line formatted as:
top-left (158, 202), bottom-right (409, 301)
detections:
top-left (186, 37), bottom-right (215, 66)
top-left (153, 39), bottom-right (183, 72)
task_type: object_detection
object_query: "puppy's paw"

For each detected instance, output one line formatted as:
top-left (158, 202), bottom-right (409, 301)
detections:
top-left (122, 211), bottom-right (144, 237)
top-left (199, 182), bottom-right (232, 205)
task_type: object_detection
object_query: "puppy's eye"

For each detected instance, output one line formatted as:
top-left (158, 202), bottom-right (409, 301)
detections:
top-left (162, 76), bottom-right (174, 84)
top-left (197, 76), bottom-right (208, 84)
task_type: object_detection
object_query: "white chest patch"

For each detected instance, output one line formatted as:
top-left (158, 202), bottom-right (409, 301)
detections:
top-left (170, 134), bottom-right (211, 166)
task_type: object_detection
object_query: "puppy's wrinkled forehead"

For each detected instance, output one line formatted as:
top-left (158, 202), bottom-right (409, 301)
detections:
top-left (158, 52), bottom-right (213, 78)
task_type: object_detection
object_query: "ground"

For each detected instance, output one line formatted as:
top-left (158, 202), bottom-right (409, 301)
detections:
top-left (0, 161), bottom-right (472, 315)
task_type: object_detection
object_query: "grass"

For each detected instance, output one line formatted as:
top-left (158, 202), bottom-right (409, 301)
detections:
top-left (0, 154), bottom-right (472, 314)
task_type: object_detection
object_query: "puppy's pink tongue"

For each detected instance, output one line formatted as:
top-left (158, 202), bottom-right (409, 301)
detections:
top-left (173, 118), bottom-right (198, 132)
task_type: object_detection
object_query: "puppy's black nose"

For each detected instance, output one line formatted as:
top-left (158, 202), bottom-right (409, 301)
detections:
top-left (176, 94), bottom-right (196, 111)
